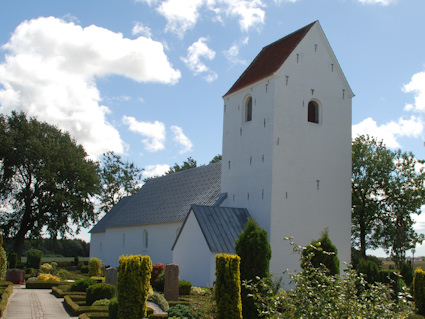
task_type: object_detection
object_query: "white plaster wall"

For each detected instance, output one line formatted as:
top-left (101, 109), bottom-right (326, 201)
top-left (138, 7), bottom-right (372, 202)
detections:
top-left (221, 23), bottom-right (352, 283)
top-left (90, 232), bottom-right (106, 264)
top-left (90, 222), bottom-right (182, 267)
top-left (173, 211), bottom-right (214, 287)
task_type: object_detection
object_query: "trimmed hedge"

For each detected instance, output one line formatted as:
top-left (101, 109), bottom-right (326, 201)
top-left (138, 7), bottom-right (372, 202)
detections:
top-left (25, 280), bottom-right (64, 289)
top-left (86, 283), bottom-right (116, 306)
top-left (215, 254), bottom-right (242, 319)
top-left (117, 255), bottom-right (152, 319)
top-left (178, 280), bottom-right (192, 295)
top-left (78, 312), bottom-right (109, 319)
top-left (64, 295), bottom-right (108, 316)
top-left (0, 282), bottom-right (13, 318)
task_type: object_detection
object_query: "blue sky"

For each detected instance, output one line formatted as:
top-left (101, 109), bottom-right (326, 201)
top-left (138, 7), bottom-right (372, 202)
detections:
top-left (1, 0), bottom-right (425, 257)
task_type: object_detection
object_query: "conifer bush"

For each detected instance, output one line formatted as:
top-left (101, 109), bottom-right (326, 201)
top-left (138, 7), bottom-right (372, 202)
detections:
top-left (26, 249), bottom-right (43, 270)
top-left (86, 283), bottom-right (116, 306)
top-left (117, 255), bottom-right (152, 319)
top-left (414, 267), bottom-right (425, 315)
top-left (7, 252), bottom-right (17, 269)
top-left (215, 254), bottom-right (242, 319)
top-left (88, 257), bottom-right (102, 277)
top-left (235, 218), bottom-right (271, 319)
top-left (0, 233), bottom-right (6, 281)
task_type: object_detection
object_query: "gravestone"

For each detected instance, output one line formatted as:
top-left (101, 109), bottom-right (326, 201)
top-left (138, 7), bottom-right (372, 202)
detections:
top-left (5, 269), bottom-right (25, 284)
top-left (105, 267), bottom-right (118, 287)
top-left (164, 264), bottom-right (179, 301)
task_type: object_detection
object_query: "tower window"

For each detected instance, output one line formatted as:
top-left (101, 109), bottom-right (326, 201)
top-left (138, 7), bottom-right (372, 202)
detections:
top-left (244, 96), bottom-right (252, 122)
top-left (308, 101), bottom-right (319, 124)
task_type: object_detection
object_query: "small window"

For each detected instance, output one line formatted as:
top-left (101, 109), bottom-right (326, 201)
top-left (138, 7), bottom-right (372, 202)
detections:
top-left (143, 229), bottom-right (148, 249)
top-left (245, 96), bottom-right (252, 122)
top-left (308, 101), bottom-right (319, 124)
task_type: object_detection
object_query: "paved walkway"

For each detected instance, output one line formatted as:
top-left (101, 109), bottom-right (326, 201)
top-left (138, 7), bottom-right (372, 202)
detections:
top-left (2, 285), bottom-right (78, 319)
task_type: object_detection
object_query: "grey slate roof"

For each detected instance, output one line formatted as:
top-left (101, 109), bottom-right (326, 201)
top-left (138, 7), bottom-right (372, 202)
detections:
top-left (176, 205), bottom-right (250, 253)
top-left (90, 162), bottom-right (222, 233)
top-left (90, 196), bottom-right (132, 233)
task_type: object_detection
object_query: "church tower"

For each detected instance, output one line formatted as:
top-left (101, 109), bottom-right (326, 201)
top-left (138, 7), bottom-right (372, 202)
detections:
top-left (221, 21), bottom-right (353, 275)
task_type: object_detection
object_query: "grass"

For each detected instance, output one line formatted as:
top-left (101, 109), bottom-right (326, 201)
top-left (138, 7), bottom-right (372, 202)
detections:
top-left (382, 260), bottom-right (425, 271)
top-left (20, 256), bottom-right (90, 263)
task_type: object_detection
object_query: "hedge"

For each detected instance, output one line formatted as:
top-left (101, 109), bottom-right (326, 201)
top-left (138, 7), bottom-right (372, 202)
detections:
top-left (414, 267), bottom-right (425, 316)
top-left (25, 280), bottom-right (65, 289)
top-left (0, 282), bottom-right (13, 317)
top-left (64, 295), bottom-right (109, 316)
top-left (78, 312), bottom-right (109, 319)
top-left (51, 285), bottom-right (86, 298)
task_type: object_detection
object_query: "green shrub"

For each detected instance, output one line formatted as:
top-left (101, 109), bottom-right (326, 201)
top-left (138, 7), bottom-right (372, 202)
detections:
top-left (108, 297), bottom-right (118, 319)
top-left (400, 262), bottom-right (413, 287)
top-left (81, 265), bottom-right (89, 274)
top-left (235, 218), bottom-right (270, 319)
top-left (148, 292), bottom-right (169, 311)
top-left (26, 249), bottom-right (43, 270)
top-left (153, 271), bottom-right (165, 292)
top-left (89, 258), bottom-right (102, 277)
top-left (58, 268), bottom-right (71, 280)
top-left (215, 254), bottom-right (242, 319)
top-left (117, 255), bottom-right (152, 319)
top-left (414, 267), bottom-right (425, 315)
top-left (86, 283), bottom-right (116, 306)
top-left (167, 304), bottom-right (197, 319)
top-left (0, 234), bottom-right (7, 281)
top-left (7, 252), bottom-right (17, 269)
top-left (151, 263), bottom-right (166, 287)
top-left (92, 298), bottom-right (111, 307)
top-left (178, 280), bottom-right (192, 295)
top-left (69, 278), bottom-right (97, 292)
top-left (302, 229), bottom-right (339, 276)
top-left (357, 258), bottom-right (380, 284)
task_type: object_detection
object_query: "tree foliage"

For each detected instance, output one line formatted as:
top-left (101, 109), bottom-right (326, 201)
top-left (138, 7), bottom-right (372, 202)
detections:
top-left (352, 135), bottom-right (425, 266)
top-left (0, 111), bottom-right (100, 259)
top-left (235, 218), bottom-right (271, 319)
top-left (166, 156), bottom-right (197, 174)
top-left (99, 151), bottom-right (143, 214)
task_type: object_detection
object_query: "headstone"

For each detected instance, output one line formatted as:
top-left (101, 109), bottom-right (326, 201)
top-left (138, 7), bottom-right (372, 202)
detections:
top-left (164, 264), bottom-right (179, 301)
top-left (105, 267), bottom-right (118, 287)
top-left (5, 269), bottom-right (25, 284)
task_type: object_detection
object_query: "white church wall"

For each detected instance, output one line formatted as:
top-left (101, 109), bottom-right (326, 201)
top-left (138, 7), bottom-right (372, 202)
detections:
top-left (90, 222), bottom-right (182, 267)
top-left (172, 211), bottom-right (214, 287)
top-left (268, 24), bottom-right (352, 275)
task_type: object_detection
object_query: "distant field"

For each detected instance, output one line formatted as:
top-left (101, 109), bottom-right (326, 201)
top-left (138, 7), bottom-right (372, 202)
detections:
top-left (382, 260), bottom-right (425, 271)
top-left (20, 256), bottom-right (90, 263)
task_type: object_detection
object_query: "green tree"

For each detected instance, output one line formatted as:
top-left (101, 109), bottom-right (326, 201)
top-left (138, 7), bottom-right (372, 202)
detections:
top-left (352, 135), bottom-right (425, 265)
top-left (378, 150), bottom-right (425, 269)
top-left (235, 218), bottom-right (271, 319)
top-left (209, 154), bottom-right (222, 164)
top-left (0, 111), bottom-right (100, 259)
top-left (352, 135), bottom-right (395, 258)
top-left (99, 151), bottom-right (143, 214)
top-left (166, 156), bottom-right (197, 174)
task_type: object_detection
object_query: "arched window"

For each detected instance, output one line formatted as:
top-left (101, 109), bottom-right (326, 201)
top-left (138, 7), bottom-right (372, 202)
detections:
top-left (308, 101), bottom-right (319, 124)
top-left (245, 96), bottom-right (252, 122)
top-left (143, 229), bottom-right (148, 249)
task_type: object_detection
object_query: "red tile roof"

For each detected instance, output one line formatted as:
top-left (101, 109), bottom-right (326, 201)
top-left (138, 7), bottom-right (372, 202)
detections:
top-left (224, 21), bottom-right (317, 97)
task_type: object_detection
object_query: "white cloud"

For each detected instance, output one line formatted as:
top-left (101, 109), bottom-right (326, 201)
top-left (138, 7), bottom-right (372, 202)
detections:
top-left (352, 116), bottom-right (423, 148)
top-left (357, 0), bottom-right (397, 5)
top-left (171, 126), bottom-right (193, 154)
top-left (122, 115), bottom-right (166, 152)
top-left (223, 36), bottom-right (249, 65)
top-left (143, 164), bottom-right (170, 179)
top-left (132, 22), bottom-right (152, 38)
top-left (181, 37), bottom-right (218, 82)
top-left (0, 17), bottom-right (181, 158)
top-left (142, 0), bottom-right (265, 37)
top-left (403, 71), bottom-right (425, 113)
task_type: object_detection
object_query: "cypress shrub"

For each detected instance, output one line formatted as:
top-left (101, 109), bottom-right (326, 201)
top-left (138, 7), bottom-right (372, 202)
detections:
top-left (89, 257), bottom-right (102, 277)
top-left (215, 254), bottom-right (242, 319)
top-left (86, 283), bottom-right (116, 306)
top-left (400, 262), bottom-right (413, 287)
top-left (302, 229), bottom-right (339, 275)
top-left (357, 259), bottom-right (380, 284)
top-left (414, 267), bottom-right (425, 315)
top-left (117, 255), bottom-right (152, 319)
top-left (0, 234), bottom-right (6, 281)
top-left (8, 252), bottom-right (17, 269)
top-left (235, 218), bottom-right (271, 319)
top-left (26, 249), bottom-right (43, 270)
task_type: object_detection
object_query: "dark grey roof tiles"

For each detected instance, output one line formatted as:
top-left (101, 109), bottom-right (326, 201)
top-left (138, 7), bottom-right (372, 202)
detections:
top-left (188, 205), bottom-right (250, 253)
top-left (89, 196), bottom-right (132, 233)
top-left (90, 162), bottom-right (222, 232)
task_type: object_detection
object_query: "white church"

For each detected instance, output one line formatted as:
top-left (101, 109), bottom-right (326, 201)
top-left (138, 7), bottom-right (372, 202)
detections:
top-left (90, 20), bottom-right (353, 287)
